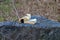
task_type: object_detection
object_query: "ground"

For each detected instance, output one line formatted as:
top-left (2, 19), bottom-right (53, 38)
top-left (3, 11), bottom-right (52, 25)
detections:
top-left (0, 0), bottom-right (60, 21)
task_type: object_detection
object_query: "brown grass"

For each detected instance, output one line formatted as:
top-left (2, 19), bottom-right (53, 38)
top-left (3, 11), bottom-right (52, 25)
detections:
top-left (0, 0), bottom-right (60, 21)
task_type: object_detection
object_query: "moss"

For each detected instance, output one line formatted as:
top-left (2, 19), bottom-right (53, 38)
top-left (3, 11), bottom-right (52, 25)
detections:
top-left (3, 0), bottom-right (11, 4)
top-left (0, 0), bottom-right (20, 22)
top-left (0, 4), bottom-right (11, 13)
top-left (57, 16), bottom-right (60, 22)
top-left (12, 16), bottom-right (18, 21)
top-left (0, 0), bottom-right (12, 19)
top-left (0, 17), bottom-right (5, 22)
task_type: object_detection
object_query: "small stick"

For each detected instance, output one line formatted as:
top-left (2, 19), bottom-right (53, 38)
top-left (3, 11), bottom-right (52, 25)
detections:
top-left (11, 0), bottom-right (20, 20)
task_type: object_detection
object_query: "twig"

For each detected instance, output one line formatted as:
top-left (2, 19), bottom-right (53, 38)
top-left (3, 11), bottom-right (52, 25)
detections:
top-left (11, 0), bottom-right (20, 19)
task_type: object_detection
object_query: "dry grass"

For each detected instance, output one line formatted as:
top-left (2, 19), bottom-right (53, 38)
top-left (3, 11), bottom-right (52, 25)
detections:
top-left (0, 0), bottom-right (60, 21)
